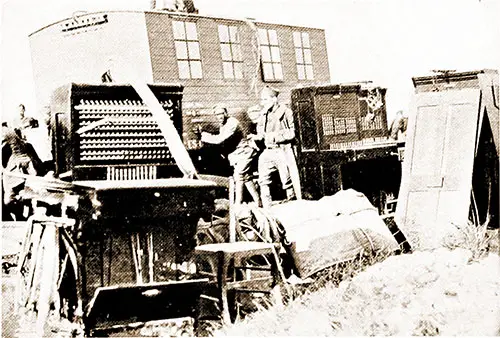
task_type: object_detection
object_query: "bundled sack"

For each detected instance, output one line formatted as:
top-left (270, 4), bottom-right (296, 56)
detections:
top-left (269, 189), bottom-right (400, 278)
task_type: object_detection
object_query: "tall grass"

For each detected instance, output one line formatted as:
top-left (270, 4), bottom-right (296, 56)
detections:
top-left (444, 220), bottom-right (491, 260)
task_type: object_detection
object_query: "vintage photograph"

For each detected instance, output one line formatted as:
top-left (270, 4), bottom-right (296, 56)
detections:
top-left (1, 0), bottom-right (499, 336)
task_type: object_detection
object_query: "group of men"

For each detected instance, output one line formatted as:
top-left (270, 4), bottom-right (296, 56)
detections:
top-left (2, 104), bottom-right (53, 220)
top-left (2, 87), bottom-right (297, 219)
top-left (200, 86), bottom-right (301, 209)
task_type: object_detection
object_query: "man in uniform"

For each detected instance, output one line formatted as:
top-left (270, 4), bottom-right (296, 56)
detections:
top-left (250, 86), bottom-right (301, 208)
top-left (201, 105), bottom-right (261, 206)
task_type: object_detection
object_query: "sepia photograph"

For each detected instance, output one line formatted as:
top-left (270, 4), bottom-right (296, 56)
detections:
top-left (1, 0), bottom-right (499, 336)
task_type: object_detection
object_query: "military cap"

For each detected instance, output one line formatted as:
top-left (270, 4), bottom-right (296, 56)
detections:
top-left (261, 86), bottom-right (280, 98)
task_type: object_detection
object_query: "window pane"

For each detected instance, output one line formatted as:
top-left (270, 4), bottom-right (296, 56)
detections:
top-left (190, 61), bottom-right (203, 78)
top-left (223, 62), bottom-right (234, 79)
top-left (258, 29), bottom-right (269, 45)
top-left (302, 32), bottom-right (310, 48)
top-left (175, 41), bottom-right (188, 59)
top-left (262, 62), bottom-right (274, 80)
top-left (188, 41), bottom-right (200, 59)
top-left (178, 60), bottom-right (190, 78)
top-left (185, 22), bottom-right (198, 40)
top-left (270, 46), bottom-right (281, 62)
top-left (261, 46), bottom-right (271, 62)
top-left (220, 44), bottom-right (232, 61)
top-left (268, 29), bottom-right (278, 45)
top-left (232, 44), bottom-right (242, 62)
top-left (218, 25), bottom-right (229, 42)
top-left (229, 26), bottom-right (239, 43)
top-left (234, 62), bottom-right (243, 79)
top-left (273, 63), bottom-right (283, 80)
top-left (293, 32), bottom-right (302, 47)
top-left (306, 65), bottom-right (314, 80)
top-left (297, 65), bottom-right (305, 80)
top-left (303, 49), bottom-right (312, 64)
top-left (295, 48), bottom-right (304, 64)
top-left (172, 21), bottom-right (186, 40)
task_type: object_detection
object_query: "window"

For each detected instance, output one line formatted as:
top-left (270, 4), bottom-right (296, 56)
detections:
top-left (258, 28), bottom-right (283, 81)
top-left (172, 21), bottom-right (202, 79)
top-left (293, 32), bottom-right (314, 80)
top-left (218, 25), bottom-right (243, 79)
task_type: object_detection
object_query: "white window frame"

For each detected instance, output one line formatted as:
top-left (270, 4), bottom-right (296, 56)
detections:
top-left (172, 20), bottom-right (203, 79)
top-left (258, 28), bottom-right (283, 82)
top-left (293, 31), bottom-right (314, 80)
top-left (218, 25), bottom-right (244, 79)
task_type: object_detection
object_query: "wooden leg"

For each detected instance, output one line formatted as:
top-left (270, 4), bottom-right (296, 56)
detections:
top-left (35, 223), bottom-right (59, 336)
top-left (216, 251), bottom-right (231, 325)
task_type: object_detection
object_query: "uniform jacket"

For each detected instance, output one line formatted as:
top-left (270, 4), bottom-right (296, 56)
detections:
top-left (257, 103), bottom-right (302, 199)
top-left (256, 103), bottom-right (295, 147)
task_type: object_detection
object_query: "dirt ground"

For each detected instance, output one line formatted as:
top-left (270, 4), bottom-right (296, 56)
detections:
top-left (219, 247), bottom-right (500, 336)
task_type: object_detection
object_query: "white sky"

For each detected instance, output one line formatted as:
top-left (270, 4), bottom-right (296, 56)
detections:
top-left (1, 0), bottom-right (499, 122)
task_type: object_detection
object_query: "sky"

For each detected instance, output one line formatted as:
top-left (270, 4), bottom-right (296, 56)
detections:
top-left (1, 0), bottom-right (499, 123)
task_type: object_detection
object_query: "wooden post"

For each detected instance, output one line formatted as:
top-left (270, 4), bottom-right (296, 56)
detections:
top-left (229, 177), bottom-right (236, 243)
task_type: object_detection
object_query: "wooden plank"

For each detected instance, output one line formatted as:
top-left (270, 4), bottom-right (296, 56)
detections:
top-left (130, 81), bottom-right (198, 177)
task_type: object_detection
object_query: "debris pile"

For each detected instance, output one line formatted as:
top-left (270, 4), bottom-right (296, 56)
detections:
top-left (219, 248), bottom-right (500, 336)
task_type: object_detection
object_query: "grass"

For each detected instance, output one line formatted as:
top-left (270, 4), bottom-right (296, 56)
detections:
top-left (215, 249), bottom-right (395, 336)
top-left (214, 216), bottom-right (500, 336)
top-left (444, 220), bottom-right (493, 261)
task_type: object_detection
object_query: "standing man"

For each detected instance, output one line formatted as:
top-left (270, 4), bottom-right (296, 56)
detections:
top-left (201, 105), bottom-right (261, 206)
top-left (2, 123), bottom-right (40, 220)
top-left (251, 86), bottom-right (301, 208)
top-left (11, 104), bottom-right (31, 131)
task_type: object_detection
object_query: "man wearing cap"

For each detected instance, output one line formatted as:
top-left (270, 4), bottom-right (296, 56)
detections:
top-left (201, 105), bottom-right (261, 206)
top-left (250, 86), bottom-right (301, 208)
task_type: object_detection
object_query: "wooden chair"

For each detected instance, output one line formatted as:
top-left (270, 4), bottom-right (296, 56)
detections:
top-left (194, 241), bottom-right (282, 324)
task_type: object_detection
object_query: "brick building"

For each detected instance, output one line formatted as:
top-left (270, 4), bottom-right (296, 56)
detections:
top-left (29, 10), bottom-right (330, 149)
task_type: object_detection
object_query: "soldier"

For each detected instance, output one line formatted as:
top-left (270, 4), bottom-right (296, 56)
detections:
top-left (201, 105), bottom-right (261, 206)
top-left (250, 86), bottom-right (301, 208)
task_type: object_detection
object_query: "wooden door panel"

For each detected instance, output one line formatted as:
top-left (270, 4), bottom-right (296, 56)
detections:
top-left (442, 95), bottom-right (480, 192)
top-left (408, 95), bottom-right (446, 191)
top-left (397, 87), bottom-right (481, 247)
top-left (437, 190), bottom-right (469, 226)
top-left (405, 190), bottom-right (439, 225)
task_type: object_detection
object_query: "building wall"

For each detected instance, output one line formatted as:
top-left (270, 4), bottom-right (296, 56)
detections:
top-left (144, 12), bottom-right (330, 114)
top-left (29, 10), bottom-right (331, 150)
top-left (29, 12), bottom-right (154, 109)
